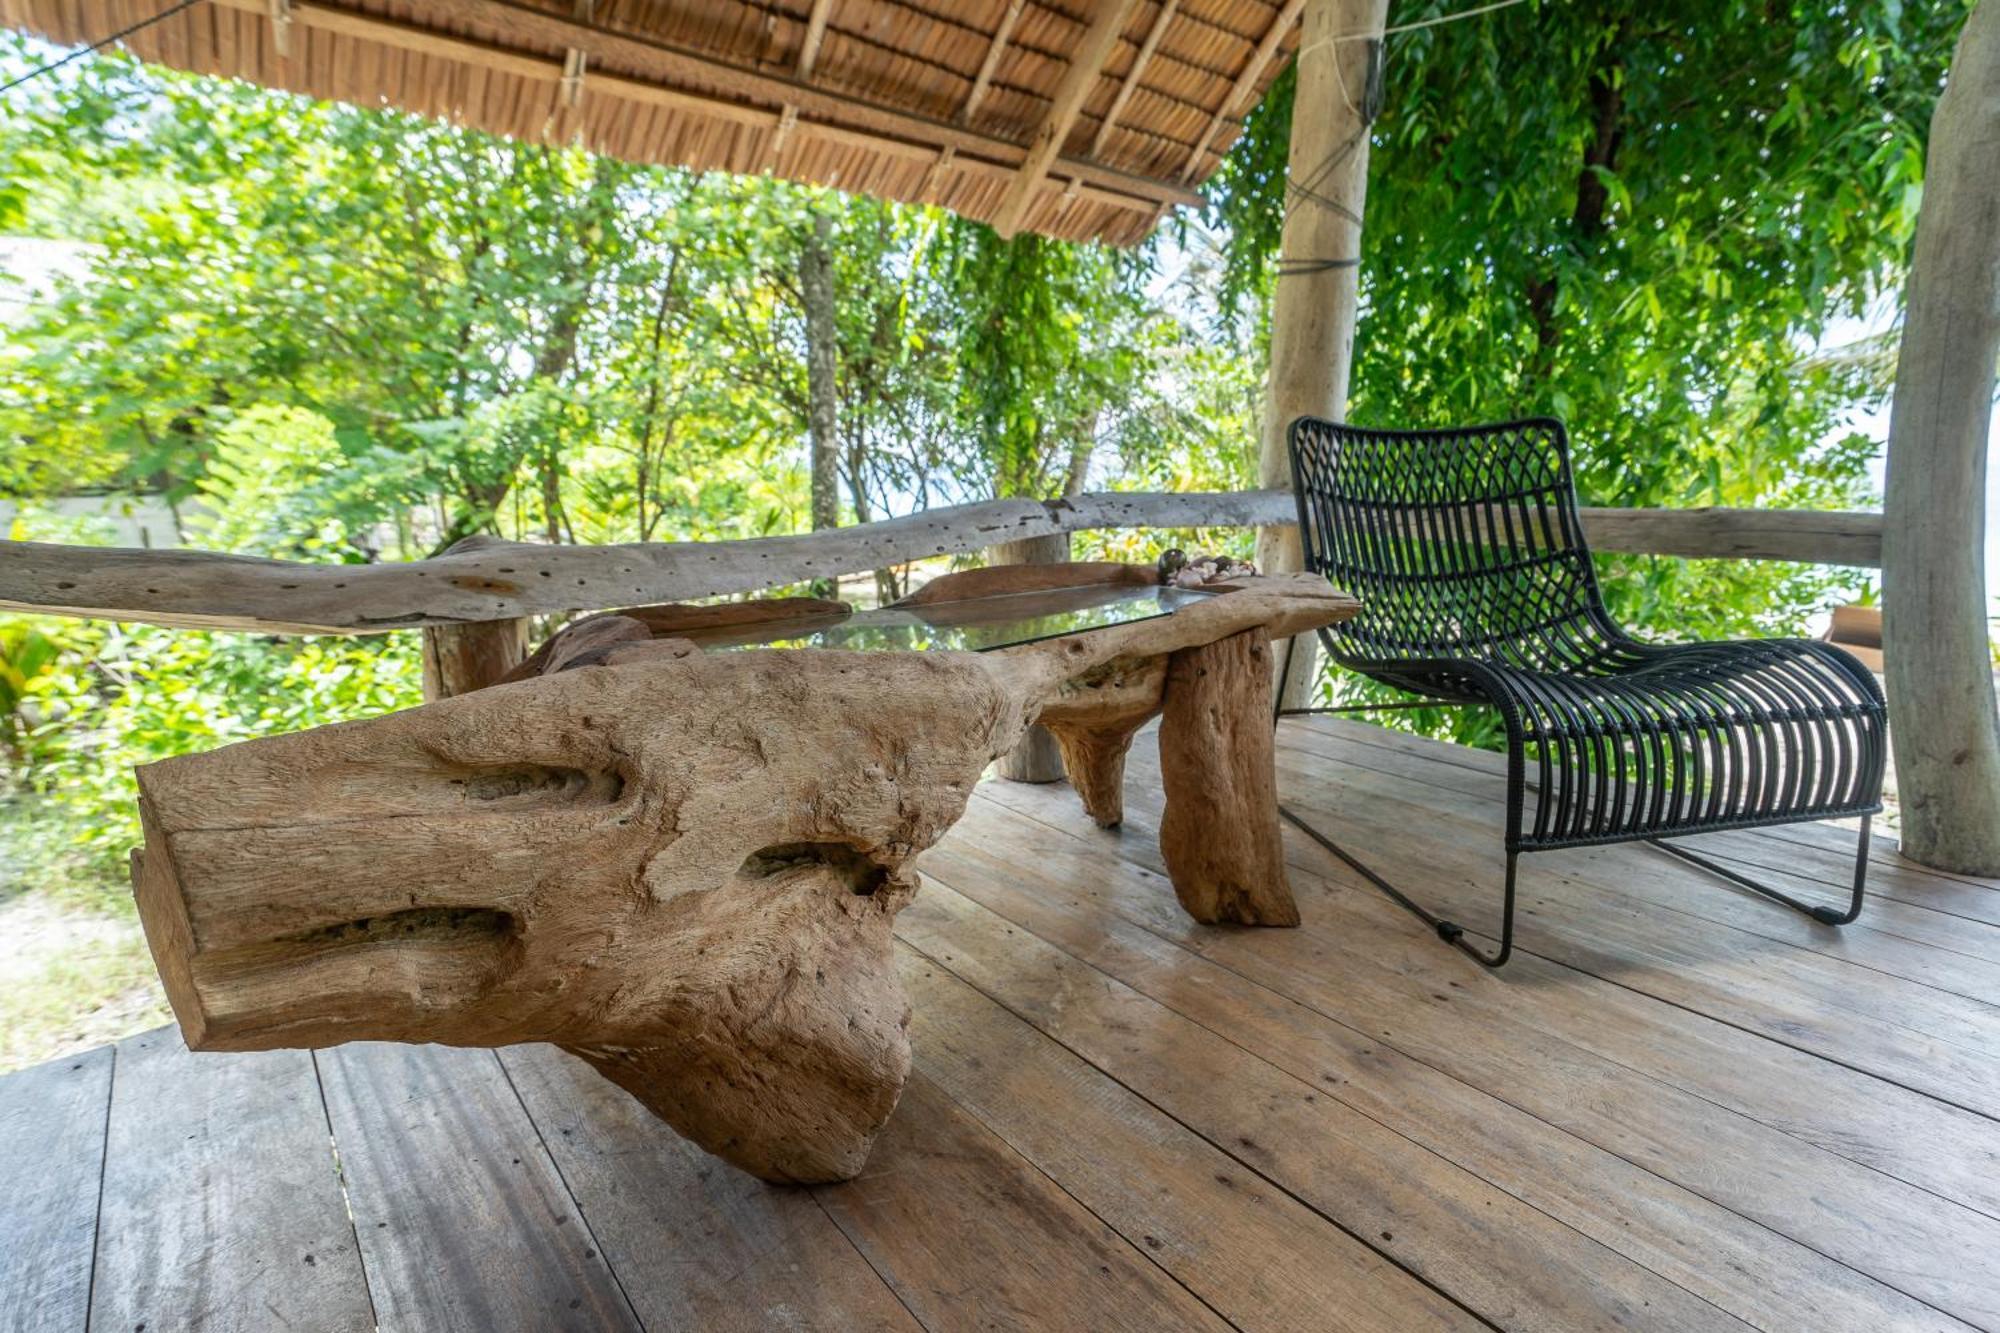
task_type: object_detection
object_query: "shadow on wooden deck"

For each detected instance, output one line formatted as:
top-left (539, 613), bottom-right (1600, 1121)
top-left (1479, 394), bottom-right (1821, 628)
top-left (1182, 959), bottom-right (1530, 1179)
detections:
top-left (5, 717), bottom-right (1998, 1331)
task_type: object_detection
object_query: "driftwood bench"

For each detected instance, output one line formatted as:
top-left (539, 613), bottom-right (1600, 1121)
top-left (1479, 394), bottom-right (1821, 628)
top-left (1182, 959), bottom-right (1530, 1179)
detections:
top-left (128, 569), bottom-right (1357, 1184)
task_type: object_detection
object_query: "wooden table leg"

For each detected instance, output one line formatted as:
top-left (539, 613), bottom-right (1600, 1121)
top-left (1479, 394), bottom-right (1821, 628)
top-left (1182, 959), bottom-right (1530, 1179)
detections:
top-left (1043, 716), bottom-right (1152, 828)
top-left (1157, 627), bottom-right (1300, 926)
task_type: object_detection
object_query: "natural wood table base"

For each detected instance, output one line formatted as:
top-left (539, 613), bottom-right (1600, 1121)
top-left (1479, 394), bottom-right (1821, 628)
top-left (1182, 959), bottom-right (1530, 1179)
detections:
top-left (1158, 627), bottom-right (1300, 926)
top-left (129, 576), bottom-right (1356, 1183)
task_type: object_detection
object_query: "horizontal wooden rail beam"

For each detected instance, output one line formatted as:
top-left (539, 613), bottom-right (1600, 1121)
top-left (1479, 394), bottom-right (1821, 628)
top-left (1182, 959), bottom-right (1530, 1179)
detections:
top-left (1575, 507), bottom-right (1883, 567)
top-left (0, 494), bottom-right (1881, 635)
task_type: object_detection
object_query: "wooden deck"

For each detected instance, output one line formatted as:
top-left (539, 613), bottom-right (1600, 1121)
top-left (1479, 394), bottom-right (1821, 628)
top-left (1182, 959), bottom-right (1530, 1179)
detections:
top-left (6, 716), bottom-right (1999, 1332)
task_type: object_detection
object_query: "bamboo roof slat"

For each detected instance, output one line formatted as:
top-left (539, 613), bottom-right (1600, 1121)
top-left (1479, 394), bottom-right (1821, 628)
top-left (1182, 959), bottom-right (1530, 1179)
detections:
top-left (989, 0), bottom-right (1140, 237)
top-left (1090, 0), bottom-right (1176, 157)
top-left (3, 0), bottom-right (1298, 242)
top-left (1177, 0), bottom-right (1300, 181)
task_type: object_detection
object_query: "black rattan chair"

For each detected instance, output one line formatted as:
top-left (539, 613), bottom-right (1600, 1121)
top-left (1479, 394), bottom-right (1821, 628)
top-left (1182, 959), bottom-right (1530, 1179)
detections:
top-left (1277, 417), bottom-right (1887, 968)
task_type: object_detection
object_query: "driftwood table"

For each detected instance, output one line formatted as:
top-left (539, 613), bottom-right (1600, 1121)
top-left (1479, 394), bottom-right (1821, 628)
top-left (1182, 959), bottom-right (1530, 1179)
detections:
top-left (129, 568), bottom-right (1358, 1184)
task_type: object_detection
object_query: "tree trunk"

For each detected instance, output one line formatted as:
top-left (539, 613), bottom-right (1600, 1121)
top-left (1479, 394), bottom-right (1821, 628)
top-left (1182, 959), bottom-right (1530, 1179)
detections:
top-left (1883, 0), bottom-right (2000, 875)
top-left (1256, 0), bottom-right (1389, 709)
top-left (1062, 409), bottom-right (1099, 497)
top-left (988, 531), bottom-right (1072, 782)
top-left (634, 250), bottom-right (683, 542)
top-left (803, 211), bottom-right (841, 600)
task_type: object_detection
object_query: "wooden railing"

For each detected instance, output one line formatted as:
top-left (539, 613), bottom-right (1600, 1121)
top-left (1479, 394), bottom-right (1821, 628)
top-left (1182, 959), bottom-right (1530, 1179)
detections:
top-left (0, 491), bottom-right (1883, 635)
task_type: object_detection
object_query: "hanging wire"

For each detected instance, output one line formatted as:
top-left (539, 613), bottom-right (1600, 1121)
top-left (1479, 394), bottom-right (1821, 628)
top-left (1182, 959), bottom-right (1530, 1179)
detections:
top-left (0, 0), bottom-right (207, 98)
top-left (1277, 0), bottom-right (1533, 279)
top-left (1376, 0), bottom-right (1534, 39)
top-left (1275, 39), bottom-right (1381, 278)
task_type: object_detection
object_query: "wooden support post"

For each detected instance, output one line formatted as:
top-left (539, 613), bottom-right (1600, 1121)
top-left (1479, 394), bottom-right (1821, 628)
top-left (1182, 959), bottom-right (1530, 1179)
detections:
top-left (988, 532), bottom-right (1073, 782)
top-left (1256, 0), bottom-right (1387, 709)
top-left (1883, 0), bottom-right (2000, 875)
top-left (420, 619), bottom-right (530, 700)
top-left (1157, 627), bottom-right (1299, 925)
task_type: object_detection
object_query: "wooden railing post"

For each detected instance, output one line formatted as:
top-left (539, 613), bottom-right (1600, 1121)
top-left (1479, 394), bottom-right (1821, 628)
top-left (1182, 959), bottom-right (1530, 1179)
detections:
top-left (418, 534), bottom-right (529, 700)
top-left (987, 532), bottom-right (1071, 782)
top-left (420, 619), bottom-right (530, 700)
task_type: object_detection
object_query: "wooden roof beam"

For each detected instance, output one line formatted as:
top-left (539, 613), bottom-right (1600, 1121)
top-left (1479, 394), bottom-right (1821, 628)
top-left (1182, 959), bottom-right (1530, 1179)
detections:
top-left (796, 0), bottom-right (837, 77)
top-left (770, 0), bottom-right (838, 158)
top-left (991, 0), bottom-right (1145, 239)
top-left (1090, 0), bottom-right (1179, 159)
top-left (1178, 0), bottom-right (1306, 182)
top-left (960, 0), bottom-right (1028, 124)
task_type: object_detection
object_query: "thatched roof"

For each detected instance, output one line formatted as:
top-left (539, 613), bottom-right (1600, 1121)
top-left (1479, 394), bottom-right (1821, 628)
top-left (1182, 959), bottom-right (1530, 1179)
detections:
top-left (2, 0), bottom-right (1307, 244)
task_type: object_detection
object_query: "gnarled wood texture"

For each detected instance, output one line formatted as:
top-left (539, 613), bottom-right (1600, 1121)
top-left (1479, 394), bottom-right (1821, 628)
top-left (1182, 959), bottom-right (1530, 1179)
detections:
top-left (129, 577), bottom-right (1355, 1183)
top-left (1158, 627), bottom-right (1300, 926)
top-left (1038, 656), bottom-right (1170, 828)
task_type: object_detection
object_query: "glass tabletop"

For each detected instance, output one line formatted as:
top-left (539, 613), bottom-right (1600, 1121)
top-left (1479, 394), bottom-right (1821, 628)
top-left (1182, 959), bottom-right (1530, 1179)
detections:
top-left (706, 583), bottom-right (1217, 654)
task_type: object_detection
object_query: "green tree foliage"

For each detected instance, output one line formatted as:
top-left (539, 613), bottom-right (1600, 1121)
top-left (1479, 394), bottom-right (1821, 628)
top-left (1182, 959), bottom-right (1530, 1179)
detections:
top-left (1208, 0), bottom-right (1964, 667)
top-left (946, 223), bottom-right (1164, 500)
top-left (0, 41), bottom-right (1234, 891)
top-left (0, 0), bottom-right (1970, 881)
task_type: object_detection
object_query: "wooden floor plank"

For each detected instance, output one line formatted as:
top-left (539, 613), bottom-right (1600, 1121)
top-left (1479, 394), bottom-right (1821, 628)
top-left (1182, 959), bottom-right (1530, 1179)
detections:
top-left (896, 945), bottom-right (1482, 1333)
top-left (1269, 736), bottom-right (2000, 1016)
top-left (962, 777), bottom-right (2000, 1326)
top-left (812, 1071), bottom-right (1232, 1333)
top-left (1081, 748), bottom-right (2000, 1223)
top-left (498, 1043), bottom-right (923, 1333)
top-left (1673, 829), bottom-right (2000, 942)
top-left (319, 1042), bottom-right (638, 1333)
top-left (1308, 717), bottom-right (2000, 909)
top-left (87, 1028), bottom-right (373, 1333)
top-left (894, 877), bottom-right (1751, 1329)
top-left (0, 1044), bottom-right (110, 1333)
top-left (1287, 718), bottom-right (2000, 952)
top-left (910, 842), bottom-right (1971, 1333)
top-left (1039, 739), bottom-right (2000, 1206)
top-left (1277, 722), bottom-right (2000, 991)
top-left (1266, 748), bottom-right (2000, 1118)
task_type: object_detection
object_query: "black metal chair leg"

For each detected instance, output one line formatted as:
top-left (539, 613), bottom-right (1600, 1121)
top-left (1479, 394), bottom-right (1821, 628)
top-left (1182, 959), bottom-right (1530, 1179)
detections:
top-left (1273, 632), bottom-right (1297, 725)
top-left (1278, 804), bottom-right (1516, 968)
top-left (1645, 820), bottom-right (1871, 926)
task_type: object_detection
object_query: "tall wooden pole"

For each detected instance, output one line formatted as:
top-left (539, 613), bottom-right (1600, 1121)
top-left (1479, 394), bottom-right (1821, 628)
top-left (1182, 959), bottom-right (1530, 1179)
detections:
top-left (1257, 0), bottom-right (1388, 708)
top-left (1883, 0), bottom-right (2000, 874)
top-left (802, 210), bottom-right (841, 601)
